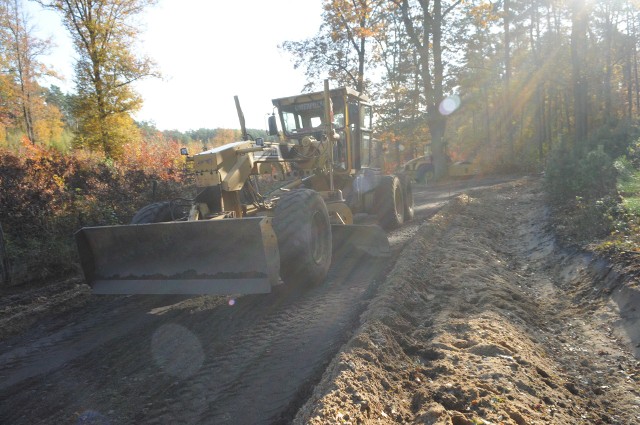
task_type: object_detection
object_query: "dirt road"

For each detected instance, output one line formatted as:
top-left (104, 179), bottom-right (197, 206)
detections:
top-left (1, 176), bottom-right (638, 424)
top-left (0, 177), bottom-right (457, 424)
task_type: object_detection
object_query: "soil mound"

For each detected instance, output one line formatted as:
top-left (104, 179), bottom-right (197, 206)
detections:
top-left (295, 178), bottom-right (640, 425)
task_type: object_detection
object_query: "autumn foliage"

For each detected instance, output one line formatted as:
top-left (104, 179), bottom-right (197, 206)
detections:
top-left (0, 137), bottom-right (187, 284)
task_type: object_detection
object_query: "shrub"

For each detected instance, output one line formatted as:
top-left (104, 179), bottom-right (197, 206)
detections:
top-left (544, 146), bottom-right (580, 202)
top-left (0, 141), bottom-right (187, 286)
top-left (545, 145), bottom-right (617, 203)
top-left (583, 120), bottom-right (640, 160)
top-left (545, 136), bottom-right (623, 246)
top-left (576, 147), bottom-right (617, 199)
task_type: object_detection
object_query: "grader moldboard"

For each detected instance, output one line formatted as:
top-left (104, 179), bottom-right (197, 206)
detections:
top-left (75, 81), bottom-right (414, 295)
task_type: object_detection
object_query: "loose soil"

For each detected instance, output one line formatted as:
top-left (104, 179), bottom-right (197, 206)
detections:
top-left (1, 176), bottom-right (639, 424)
top-left (295, 177), bottom-right (640, 424)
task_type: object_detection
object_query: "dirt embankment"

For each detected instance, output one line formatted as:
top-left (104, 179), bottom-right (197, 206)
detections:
top-left (295, 178), bottom-right (640, 424)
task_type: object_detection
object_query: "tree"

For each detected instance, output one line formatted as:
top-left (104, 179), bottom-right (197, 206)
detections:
top-left (570, 0), bottom-right (590, 152)
top-left (278, 0), bottom-right (640, 176)
top-left (211, 128), bottom-right (241, 147)
top-left (281, 0), bottom-right (388, 92)
top-left (446, 2), bottom-right (503, 166)
top-left (373, 7), bottom-right (426, 165)
top-left (35, 0), bottom-right (158, 158)
top-left (395, 0), bottom-right (466, 179)
top-left (45, 85), bottom-right (75, 126)
top-left (503, 0), bottom-right (513, 158)
top-left (0, 0), bottom-right (56, 145)
top-left (0, 4), bottom-right (19, 137)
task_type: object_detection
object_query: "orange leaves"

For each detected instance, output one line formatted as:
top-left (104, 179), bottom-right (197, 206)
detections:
top-left (378, 130), bottom-right (401, 145)
top-left (211, 128), bottom-right (242, 147)
top-left (1, 134), bottom-right (187, 233)
top-left (0, 126), bottom-right (192, 283)
top-left (119, 137), bottom-right (183, 181)
top-left (33, 103), bottom-right (65, 146)
top-left (468, 3), bottom-right (501, 28)
top-left (20, 135), bottom-right (46, 159)
top-left (322, 0), bottom-right (391, 57)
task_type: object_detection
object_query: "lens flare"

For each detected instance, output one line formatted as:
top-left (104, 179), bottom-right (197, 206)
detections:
top-left (76, 410), bottom-right (109, 425)
top-left (228, 298), bottom-right (236, 306)
top-left (439, 95), bottom-right (461, 116)
top-left (151, 323), bottom-right (204, 379)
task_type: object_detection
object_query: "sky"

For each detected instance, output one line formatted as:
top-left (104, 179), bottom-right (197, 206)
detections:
top-left (28, 0), bottom-right (323, 132)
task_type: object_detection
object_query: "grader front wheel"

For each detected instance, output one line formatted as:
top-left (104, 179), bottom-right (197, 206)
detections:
top-left (374, 176), bottom-right (405, 230)
top-left (131, 202), bottom-right (181, 224)
top-left (273, 189), bottom-right (332, 287)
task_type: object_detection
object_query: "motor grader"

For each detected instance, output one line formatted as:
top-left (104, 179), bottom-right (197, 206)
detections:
top-left (402, 143), bottom-right (479, 184)
top-left (75, 81), bottom-right (414, 295)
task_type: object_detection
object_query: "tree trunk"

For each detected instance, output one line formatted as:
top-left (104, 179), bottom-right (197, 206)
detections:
top-left (626, 37), bottom-right (633, 119)
top-left (503, 0), bottom-right (513, 159)
top-left (399, 0), bottom-right (458, 179)
top-left (571, 0), bottom-right (589, 153)
top-left (11, 0), bottom-right (36, 144)
top-left (429, 0), bottom-right (449, 179)
top-left (603, 6), bottom-right (613, 122)
top-left (357, 26), bottom-right (366, 93)
top-left (535, 85), bottom-right (544, 163)
top-left (430, 116), bottom-right (447, 178)
top-left (635, 37), bottom-right (639, 114)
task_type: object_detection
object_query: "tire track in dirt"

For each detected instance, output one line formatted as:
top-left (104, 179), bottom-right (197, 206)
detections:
top-left (0, 259), bottom-right (393, 424)
top-left (0, 177), bottom-right (504, 425)
top-left (0, 295), bottom-right (172, 390)
top-left (136, 262), bottom-right (385, 424)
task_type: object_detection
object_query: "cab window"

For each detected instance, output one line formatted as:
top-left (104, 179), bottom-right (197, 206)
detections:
top-left (280, 99), bottom-right (345, 134)
top-left (361, 105), bottom-right (372, 130)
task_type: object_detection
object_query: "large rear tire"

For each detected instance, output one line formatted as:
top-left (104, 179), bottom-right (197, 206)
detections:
top-left (131, 202), bottom-right (178, 224)
top-left (273, 189), bottom-right (332, 287)
top-left (374, 175), bottom-right (405, 230)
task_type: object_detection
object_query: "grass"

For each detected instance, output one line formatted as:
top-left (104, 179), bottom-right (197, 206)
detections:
top-left (618, 171), bottom-right (640, 194)
top-left (622, 196), bottom-right (640, 215)
top-left (617, 161), bottom-right (640, 215)
top-left (597, 160), bottom-right (640, 254)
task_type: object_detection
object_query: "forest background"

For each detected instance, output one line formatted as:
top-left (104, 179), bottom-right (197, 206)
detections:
top-left (2, 0), bottom-right (640, 285)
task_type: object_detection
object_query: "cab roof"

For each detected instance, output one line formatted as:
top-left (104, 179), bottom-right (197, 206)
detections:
top-left (271, 86), bottom-right (370, 108)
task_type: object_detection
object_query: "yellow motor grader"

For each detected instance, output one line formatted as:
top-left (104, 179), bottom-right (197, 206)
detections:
top-left (402, 143), bottom-right (479, 184)
top-left (75, 81), bottom-right (414, 295)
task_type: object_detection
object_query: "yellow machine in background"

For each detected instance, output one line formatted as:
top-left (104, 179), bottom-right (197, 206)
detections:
top-left (402, 144), bottom-right (479, 184)
top-left (75, 81), bottom-right (414, 295)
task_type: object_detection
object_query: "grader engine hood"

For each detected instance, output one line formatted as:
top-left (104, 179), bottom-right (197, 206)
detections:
top-left (192, 141), bottom-right (260, 190)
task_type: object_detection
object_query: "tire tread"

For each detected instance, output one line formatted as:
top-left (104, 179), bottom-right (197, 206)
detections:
top-left (273, 189), bottom-right (331, 287)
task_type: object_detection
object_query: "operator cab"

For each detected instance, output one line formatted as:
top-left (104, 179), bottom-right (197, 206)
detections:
top-left (270, 87), bottom-right (376, 173)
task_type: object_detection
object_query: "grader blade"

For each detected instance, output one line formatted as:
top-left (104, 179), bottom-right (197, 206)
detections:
top-left (75, 217), bottom-right (280, 295)
top-left (331, 224), bottom-right (390, 259)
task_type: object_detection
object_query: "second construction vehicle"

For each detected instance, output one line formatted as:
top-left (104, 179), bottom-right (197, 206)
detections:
top-left (75, 81), bottom-right (414, 295)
